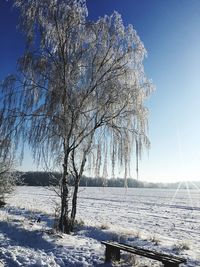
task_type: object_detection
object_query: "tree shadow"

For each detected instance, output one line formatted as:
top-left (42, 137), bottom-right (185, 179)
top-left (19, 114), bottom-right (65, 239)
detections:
top-left (0, 220), bottom-right (55, 250)
top-left (0, 207), bottom-right (109, 266)
top-left (77, 225), bottom-right (119, 242)
top-left (3, 205), bottom-right (54, 228)
top-left (0, 218), bottom-right (58, 267)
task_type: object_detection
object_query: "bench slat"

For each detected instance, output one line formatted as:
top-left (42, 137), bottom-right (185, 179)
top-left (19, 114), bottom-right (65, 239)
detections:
top-left (117, 242), bottom-right (185, 263)
top-left (101, 241), bottom-right (187, 265)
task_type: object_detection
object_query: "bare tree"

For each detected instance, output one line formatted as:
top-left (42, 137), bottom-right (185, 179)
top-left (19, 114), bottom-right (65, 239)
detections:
top-left (0, 158), bottom-right (16, 206)
top-left (0, 136), bottom-right (17, 206)
top-left (0, 0), bottom-right (153, 233)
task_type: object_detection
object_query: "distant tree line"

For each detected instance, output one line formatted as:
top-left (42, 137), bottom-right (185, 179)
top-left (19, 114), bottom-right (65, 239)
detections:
top-left (16, 171), bottom-right (199, 189)
top-left (17, 171), bottom-right (147, 187)
top-left (17, 172), bottom-right (60, 186)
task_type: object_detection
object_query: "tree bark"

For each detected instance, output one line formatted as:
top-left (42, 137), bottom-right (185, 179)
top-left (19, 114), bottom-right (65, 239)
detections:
top-left (59, 151), bottom-right (70, 233)
top-left (70, 176), bottom-right (80, 231)
top-left (70, 133), bottom-right (94, 231)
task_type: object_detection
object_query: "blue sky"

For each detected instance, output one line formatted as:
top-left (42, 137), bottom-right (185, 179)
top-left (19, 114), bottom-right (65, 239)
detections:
top-left (1, 0), bottom-right (200, 182)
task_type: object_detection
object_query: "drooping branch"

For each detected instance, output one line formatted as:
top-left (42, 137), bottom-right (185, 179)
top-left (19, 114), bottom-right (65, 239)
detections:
top-left (0, 0), bottom-right (154, 233)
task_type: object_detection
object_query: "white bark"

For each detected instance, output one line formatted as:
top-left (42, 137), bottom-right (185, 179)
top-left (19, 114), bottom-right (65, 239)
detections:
top-left (0, 0), bottom-right (154, 232)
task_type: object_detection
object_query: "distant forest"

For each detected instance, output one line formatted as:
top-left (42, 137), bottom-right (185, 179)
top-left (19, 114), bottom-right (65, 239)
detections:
top-left (15, 172), bottom-right (199, 189)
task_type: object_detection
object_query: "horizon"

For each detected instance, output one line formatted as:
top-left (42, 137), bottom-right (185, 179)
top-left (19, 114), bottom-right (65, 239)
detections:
top-left (14, 169), bottom-right (200, 186)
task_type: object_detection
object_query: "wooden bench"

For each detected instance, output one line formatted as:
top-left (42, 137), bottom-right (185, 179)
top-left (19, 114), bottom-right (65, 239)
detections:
top-left (101, 241), bottom-right (187, 267)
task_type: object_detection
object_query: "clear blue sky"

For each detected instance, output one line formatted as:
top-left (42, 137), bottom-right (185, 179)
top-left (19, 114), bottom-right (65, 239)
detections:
top-left (1, 0), bottom-right (200, 182)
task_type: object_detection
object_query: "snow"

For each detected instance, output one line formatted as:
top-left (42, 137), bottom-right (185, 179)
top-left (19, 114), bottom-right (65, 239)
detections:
top-left (0, 186), bottom-right (200, 266)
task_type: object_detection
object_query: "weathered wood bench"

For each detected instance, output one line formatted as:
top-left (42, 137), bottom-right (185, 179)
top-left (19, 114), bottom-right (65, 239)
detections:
top-left (101, 241), bottom-right (187, 267)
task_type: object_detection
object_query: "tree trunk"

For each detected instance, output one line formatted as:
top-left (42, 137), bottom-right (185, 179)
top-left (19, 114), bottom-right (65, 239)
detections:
top-left (59, 152), bottom-right (70, 233)
top-left (70, 176), bottom-right (80, 231)
top-left (69, 132), bottom-right (94, 232)
top-left (70, 147), bottom-right (89, 231)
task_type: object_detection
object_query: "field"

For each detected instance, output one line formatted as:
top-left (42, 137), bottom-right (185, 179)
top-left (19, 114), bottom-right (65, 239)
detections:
top-left (0, 186), bottom-right (200, 266)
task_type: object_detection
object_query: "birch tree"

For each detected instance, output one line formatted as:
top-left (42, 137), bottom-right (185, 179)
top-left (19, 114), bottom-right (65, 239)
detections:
top-left (0, 158), bottom-right (16, 206)
top-left (0, 0), bottom-right (153, 233)
top-left (0, 136), bottom-right (16, 206)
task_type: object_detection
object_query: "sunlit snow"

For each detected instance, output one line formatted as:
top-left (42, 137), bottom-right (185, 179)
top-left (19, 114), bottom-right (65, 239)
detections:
top-left (0, 186), bottom-right (200, 266)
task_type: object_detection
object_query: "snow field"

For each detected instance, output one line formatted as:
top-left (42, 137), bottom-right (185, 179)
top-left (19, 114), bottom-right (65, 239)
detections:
top-left (0, 186), bottom-right (200, 266)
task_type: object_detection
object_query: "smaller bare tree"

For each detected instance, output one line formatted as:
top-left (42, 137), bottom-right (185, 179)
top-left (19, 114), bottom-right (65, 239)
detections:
top-left (0, 139), bottom-right (17, 206)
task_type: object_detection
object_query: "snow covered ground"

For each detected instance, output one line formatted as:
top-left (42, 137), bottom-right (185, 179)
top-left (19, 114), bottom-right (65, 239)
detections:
top-left (0, 185), bottom-right (200, 266)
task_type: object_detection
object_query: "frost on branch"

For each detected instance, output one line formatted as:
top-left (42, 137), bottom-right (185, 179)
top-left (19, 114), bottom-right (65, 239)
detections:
top-left (1, 0), bottom-right (154, 232)
top-left (0, 138), bottom-right (17, 206)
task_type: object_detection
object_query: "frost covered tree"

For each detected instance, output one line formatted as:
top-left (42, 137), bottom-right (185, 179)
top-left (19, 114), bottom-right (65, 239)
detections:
top-left (0, 0), bottom-right (153, 232)
top-left (0, 137), bottom-right (16, 206)
top-left (0, 158), bottom-right (16, 206)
